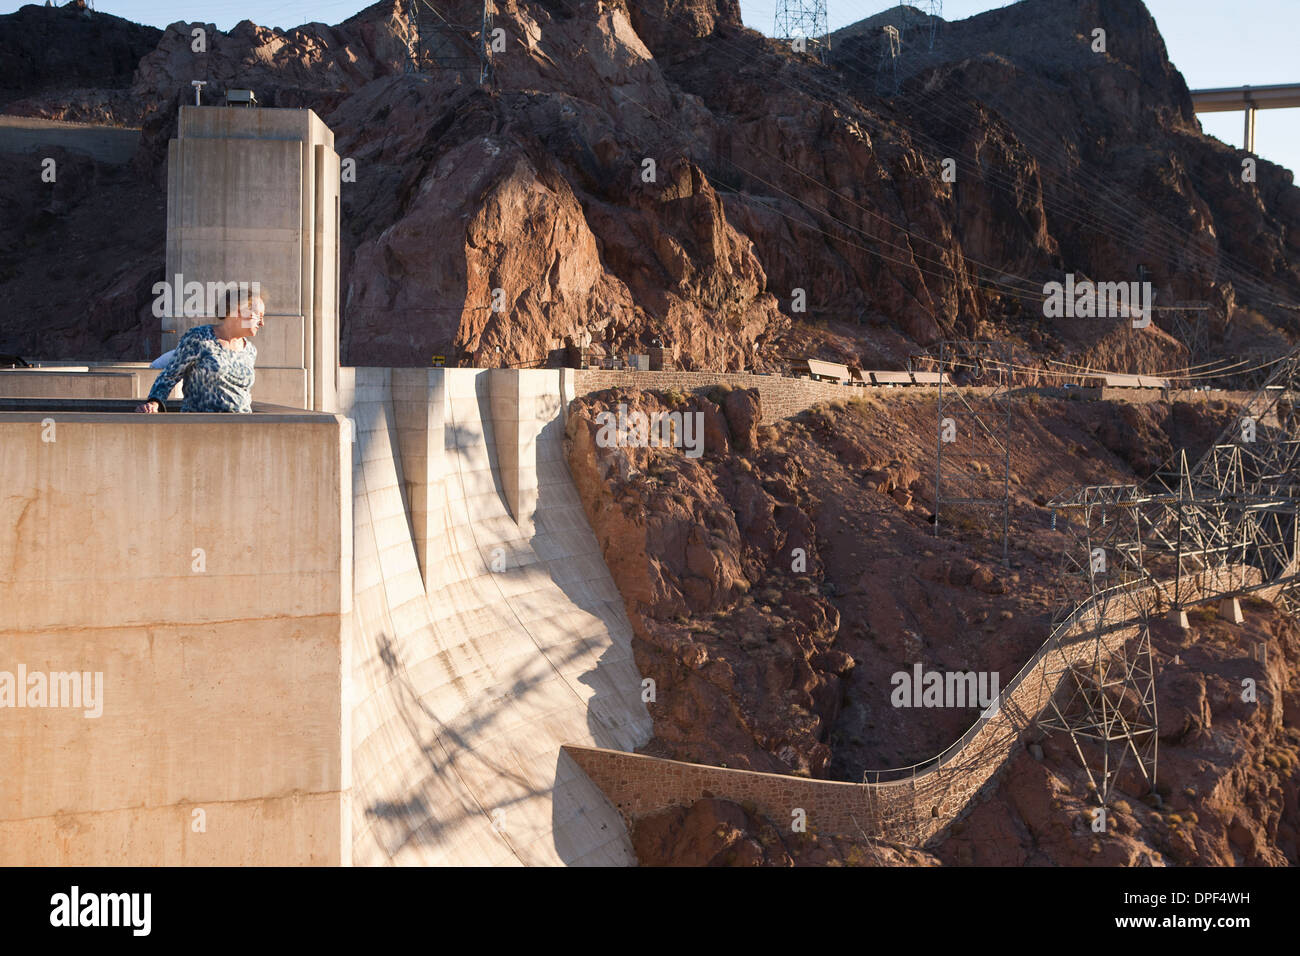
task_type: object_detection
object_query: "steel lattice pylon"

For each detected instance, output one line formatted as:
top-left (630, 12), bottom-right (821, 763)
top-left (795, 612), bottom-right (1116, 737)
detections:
top-left (1039, 348), bottom-right (1300, 807)
top-left (405, 0), bottom-right (494, 85)
top-left (1169, 308), bottom-right (1210, 371)
top-left (774, 0), bottom-right (829, 62)
top-left (876, 24), bottom-right (900, 95)
top-left (921, 340), bottom-right (1014, 564)
top-left (1041, 488), bottom-right (1158, 805)
top-left (901, 0), bottom-right (942, 52)
top-left (873, 3), bottom-right (942, 96)
top-left (1145, 349), bottom-right (1300, 613)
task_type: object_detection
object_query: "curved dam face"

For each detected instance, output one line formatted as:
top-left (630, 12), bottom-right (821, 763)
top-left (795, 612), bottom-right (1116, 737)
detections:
top-left (338, 368), bottom-right (651, 866)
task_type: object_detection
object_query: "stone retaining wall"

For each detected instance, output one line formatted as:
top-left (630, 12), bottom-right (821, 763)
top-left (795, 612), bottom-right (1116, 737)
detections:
top-left (570, 369), bottom-right (1248, 425)
top-left (565, 606), bottom-right (1135, 848)
top-left (571, 370), bottom-right (890, 423)
top-left (566, 569), bottom-right (1277, 849)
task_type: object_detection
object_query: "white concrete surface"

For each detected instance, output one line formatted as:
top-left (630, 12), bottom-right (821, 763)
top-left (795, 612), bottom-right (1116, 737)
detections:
top-left (0, 363), bottom-right (648, 865)
top-left (338, 367), bottom-right (651, 865)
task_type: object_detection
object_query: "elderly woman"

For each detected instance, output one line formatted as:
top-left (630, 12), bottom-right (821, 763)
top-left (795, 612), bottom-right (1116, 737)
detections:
top-left (136, 290), bottom-right (265, 413)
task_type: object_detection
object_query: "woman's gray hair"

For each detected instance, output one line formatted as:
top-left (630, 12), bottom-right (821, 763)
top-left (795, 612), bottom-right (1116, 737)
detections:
top-left (216, 284), bottom-right (266, 318)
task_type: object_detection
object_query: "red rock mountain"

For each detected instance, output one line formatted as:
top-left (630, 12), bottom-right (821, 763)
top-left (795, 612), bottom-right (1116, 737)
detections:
top-left (1, 0), bottom-right (1296, 374)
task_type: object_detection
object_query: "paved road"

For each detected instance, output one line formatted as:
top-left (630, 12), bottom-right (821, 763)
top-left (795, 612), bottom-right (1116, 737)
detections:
top-left (0, 114), bottom-right (139, 164)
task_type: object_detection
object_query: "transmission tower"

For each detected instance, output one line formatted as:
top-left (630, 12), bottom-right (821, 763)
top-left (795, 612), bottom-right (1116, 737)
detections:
top-left (1167, 305), bottom-right (1210, 380)
top-left (1042, 487), bottom-right (1159, 807)
top-left (1040, 351), bottom-right (1300, 806)
top-left (919, 1), bottom-right (942, 51)
top-left (921, 340), bottom-right (1014, 564)
top-left (774, 0), bottom-right (829, 63)
top-left (896, 1), bottom-right (942, 53)
top-left (405, 0), bottom-right (494, 86)
top-left (1146, 351), bottom-right (1300, 613)
top-left (876, 24), bottom-right (900, 95)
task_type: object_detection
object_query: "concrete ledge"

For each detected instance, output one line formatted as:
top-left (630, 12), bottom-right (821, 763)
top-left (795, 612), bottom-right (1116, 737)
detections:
top-left (0, 397), bottom-right (334, 420)
top-left (0, 371), bottom-right (142, 399)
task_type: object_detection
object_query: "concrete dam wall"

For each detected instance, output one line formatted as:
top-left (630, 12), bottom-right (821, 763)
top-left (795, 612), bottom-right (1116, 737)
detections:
top-left (340, 367), bottom-right (651, 865)
top-left (4, 366), bottom-right (1275, 863)
top-left (0, 369), bottom-right (651, 865)
top-left (0, 403), bottom-right (351, 865)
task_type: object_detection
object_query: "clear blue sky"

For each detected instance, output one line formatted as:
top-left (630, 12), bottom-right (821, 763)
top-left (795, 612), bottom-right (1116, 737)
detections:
top-left (9, 0), bottom-right (1298, 171)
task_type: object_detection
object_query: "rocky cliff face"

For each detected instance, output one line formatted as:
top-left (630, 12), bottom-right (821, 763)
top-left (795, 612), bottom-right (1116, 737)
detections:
top-left (833, 0), bottom-right (1300, 366)
top-left (566, 386), bottom-right (851, 776)
top-left (1, 0), bottom-right (1296, 371)
top-left (569, 386), bottom-right (1299, 866)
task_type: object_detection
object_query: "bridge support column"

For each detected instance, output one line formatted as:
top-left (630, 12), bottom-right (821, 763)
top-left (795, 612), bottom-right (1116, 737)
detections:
top-left (1219, 597), bottom-right (1244, 625)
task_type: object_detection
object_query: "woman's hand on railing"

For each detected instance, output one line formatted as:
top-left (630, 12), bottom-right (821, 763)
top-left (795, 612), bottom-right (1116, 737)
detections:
top-left (135, 399), bottom-right (160, 413)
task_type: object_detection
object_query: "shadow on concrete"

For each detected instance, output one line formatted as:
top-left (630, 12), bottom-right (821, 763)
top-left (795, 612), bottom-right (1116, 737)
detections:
top-left (353, 372), bottom-right (649, 865)
top-left (528, 408), bottom-right (651, 863)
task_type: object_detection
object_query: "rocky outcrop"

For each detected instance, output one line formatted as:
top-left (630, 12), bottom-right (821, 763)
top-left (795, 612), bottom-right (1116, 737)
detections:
top-left (633, 798), bottom-right (793, 867)
top-left (631, 795), bottom-right (934, 866)
top-left (0, 145), bottom-right (164, 357)
top-left (566, 386), bottom-right (852, 776)
top-left (834, 0), bottom-right (1300, 364)
top-left (4, 0), bottom-right (1296, 372)
top-left (336, 80), bottom-right (783, 367)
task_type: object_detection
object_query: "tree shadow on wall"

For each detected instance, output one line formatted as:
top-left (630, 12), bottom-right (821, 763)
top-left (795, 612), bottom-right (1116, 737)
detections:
top-left (355, 376), bottom-right (652, 865)
top-left (360, 618), bottom-right (624, 865)
top-left (361, 630), bottom-right (544, 864)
